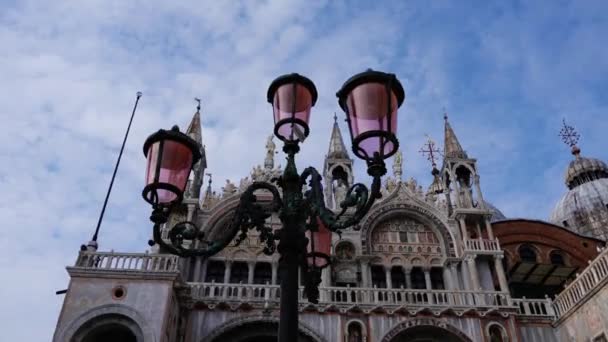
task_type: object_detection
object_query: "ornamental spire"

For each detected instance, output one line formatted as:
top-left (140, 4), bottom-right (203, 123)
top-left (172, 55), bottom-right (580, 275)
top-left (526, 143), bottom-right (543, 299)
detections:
top-left (443, 111), bottom-right (467, 159)
top-left (559, 118), bottom-right (581, 157)
top-left (326, 112), bottom-right (349, 159)
top-left (420, 135), bottom-right (444, 194)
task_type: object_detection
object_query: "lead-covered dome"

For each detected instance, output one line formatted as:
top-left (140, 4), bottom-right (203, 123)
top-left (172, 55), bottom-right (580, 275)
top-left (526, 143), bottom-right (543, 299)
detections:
top-left (550, 150), bottom-right (608, 240)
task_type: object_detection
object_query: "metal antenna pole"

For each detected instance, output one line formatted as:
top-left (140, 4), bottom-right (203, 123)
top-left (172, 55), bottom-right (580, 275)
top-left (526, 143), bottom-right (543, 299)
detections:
top-left (87, 92), bottom-right (143, 247)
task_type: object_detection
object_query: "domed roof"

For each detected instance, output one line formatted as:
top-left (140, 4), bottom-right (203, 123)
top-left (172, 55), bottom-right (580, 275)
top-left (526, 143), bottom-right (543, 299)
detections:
top-left (550, 177), bottom-right (608, 240)
top-left (565, 155), bottom-right (608, 189)
top-left (485, 201), bottom-right (507, 222)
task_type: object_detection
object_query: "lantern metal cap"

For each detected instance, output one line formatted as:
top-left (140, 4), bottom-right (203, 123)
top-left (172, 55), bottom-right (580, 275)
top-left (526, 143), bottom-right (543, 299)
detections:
top-left (336, 69), bottom-right (405, 111)
top-left (266, 73), bottom-right (318, 106)
top-left (142, 125), bottom-right (202, 165)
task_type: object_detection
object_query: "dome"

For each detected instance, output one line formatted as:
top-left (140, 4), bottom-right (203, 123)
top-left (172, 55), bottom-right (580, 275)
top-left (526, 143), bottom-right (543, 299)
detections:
top-left (485, 201), bottom-right (507, 222)
top-left (550, 177), bottom-right (608, 240)
top-left (565, 155), bottom-right (608, 189)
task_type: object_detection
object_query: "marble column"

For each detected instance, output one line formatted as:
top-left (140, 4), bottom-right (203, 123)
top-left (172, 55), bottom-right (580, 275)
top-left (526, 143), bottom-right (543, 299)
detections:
top-left (271, 262), bottom-right (278, 285)
top-left (404, 267), bottom-right (412, 289)
top-left (485, 217), bottom-right (495, 240)
top-left (449, 263), bottom-right (460, 290)
top-left (474, 175), bottom-right (485, 208)
top-left (224, 261), bottom-right (232, 284)
top-left (194, 259), bottom-right (207, 283)
top-left (494, 255), bottom-right (509, 292)
top-left (466, 256), bottom-right (481, 290)
top-left (442, 266), bottom-right (453, 290)
top-left (458, 216), bottom-right (468, 241)
top-left (424, 267), bottom-right (433, 290)
top-left (359, 259), bottom-right (370, 288)
top-left (247, 262), bottom-right (255, 284)
top-left (385, 266), bottom-right (393, 289)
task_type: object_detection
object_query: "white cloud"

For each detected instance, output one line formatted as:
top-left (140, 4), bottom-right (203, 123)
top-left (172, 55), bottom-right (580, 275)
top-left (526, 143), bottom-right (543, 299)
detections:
top-left (1, 1), bottom-right (607, 340)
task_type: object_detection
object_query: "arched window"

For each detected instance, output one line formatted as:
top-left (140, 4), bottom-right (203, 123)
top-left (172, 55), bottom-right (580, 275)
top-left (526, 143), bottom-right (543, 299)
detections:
top-left (550, 250), bottom-right (565, 266)
top-left (230, 262), bottom-right (249, 283)
top-left (430, 267), bottom-right (445, 289)
top-left (488, 323), bottom-right (507, 342)
top-left (411, 267), bottom-right (426, 289)
top-left (205, 261), bottom-right (225, 283)
top-left (253, 262), bottom-right (272, 284)
top-left (518, 245), bottom-right (537, 263)
top-left (371, 265), bottom-right (386, 288)
top-left (335, 241), bottom-right (356, 260)
top-left (346, 321), bottom-right (364, 342)
top-left (391, 266), bottom-right (406, 288)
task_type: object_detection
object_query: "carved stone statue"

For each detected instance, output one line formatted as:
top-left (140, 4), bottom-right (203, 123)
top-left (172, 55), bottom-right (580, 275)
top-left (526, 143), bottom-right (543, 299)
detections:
top-left (334, 179), bottom-right (348, 208)
top-left (385, 177), bottom-right (397, 193)
top-left (393, 149), bottom-right (403, 179)
top-left (251, 165), bottom-right (264, 181)
top-left (264, 135), bottom-right (276, 169)
top-left (222, 179), bottom-right (237, 197)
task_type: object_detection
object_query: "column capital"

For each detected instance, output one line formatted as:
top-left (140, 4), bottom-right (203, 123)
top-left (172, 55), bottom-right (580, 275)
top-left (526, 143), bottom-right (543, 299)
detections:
top-left (494, 254), bottom-right (504, 261)
top-left (464, 255), bottom-right (477, 262)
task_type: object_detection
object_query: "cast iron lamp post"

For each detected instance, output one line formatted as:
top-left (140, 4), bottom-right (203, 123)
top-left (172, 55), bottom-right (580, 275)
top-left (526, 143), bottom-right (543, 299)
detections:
top-left (142, 70), bottom-right (405, 342)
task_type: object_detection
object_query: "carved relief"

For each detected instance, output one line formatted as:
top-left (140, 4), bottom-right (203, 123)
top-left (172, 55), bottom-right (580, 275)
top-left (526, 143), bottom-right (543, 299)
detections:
top-left (370, 218), bottom-right (442, 259)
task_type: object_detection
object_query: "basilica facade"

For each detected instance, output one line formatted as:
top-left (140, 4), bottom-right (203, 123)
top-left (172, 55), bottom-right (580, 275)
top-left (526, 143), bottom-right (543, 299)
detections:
top-left (53, 109), bottom-right (608, 342)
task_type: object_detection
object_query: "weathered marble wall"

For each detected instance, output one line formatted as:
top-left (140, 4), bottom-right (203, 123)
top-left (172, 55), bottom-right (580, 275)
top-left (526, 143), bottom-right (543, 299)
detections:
top-left (518, 324), bottom-right (557, 342)
top-left (555, 280), bottom-right (608, 342)
top-left (53, 277), bottom-right (174, 342)
top-left (189, 309), bottom-right (533, 342)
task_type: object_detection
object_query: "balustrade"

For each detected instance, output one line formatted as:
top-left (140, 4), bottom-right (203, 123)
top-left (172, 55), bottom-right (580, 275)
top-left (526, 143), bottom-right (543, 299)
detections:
top-left (74, 251), bottom-right (180, 272)
top-left (464, 238), bottom-right (500, 252)
top-left (512, 298), bottom-right (555, 317)
top-left (553, 247), bottom-right (608, 319)
top-left (188, 282), bottom-right (512, 309)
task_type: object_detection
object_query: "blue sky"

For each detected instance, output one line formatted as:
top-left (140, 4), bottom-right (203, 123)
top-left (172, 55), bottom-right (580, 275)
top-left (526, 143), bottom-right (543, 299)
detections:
top-left (1, 1), bottom-right (608, 340)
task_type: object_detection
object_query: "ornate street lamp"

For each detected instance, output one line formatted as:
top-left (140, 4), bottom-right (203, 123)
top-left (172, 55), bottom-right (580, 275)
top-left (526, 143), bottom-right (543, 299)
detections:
top-left (142, 70), bottom-right (404, 342)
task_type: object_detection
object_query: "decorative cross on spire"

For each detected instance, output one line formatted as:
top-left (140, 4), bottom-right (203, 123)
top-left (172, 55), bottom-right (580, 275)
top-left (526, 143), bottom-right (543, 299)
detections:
top-left (419, 135), bottom-right (441, 168)
top-left (443, 107), bottom-right (448, 121)
top-left (559, 119), bottom-right (580, 147)
top-left (333, 112), bottom-right (337, 123)
top-left (195, 97), bottom-right (201, 113)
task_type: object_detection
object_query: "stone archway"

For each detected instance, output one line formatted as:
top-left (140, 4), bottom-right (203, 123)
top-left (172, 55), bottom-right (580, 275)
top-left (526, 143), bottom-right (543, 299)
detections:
top-left (381, 319), bottom-right (472, 342)
top-left (359, 202), bottom-right (457, 258)
top-left (202, 316), bottom-right (326, 342)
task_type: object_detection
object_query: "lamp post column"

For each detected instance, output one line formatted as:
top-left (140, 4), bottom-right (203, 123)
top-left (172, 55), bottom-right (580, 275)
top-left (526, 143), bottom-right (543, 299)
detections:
top-left (277, 145), bottom-right (307, 342)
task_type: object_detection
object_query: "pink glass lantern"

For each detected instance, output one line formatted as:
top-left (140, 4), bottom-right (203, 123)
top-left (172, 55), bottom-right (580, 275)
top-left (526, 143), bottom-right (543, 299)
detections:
top-left (337, 69), bottom-right (405, 162)
top-left (267, 73), bottom-right (317, 143)
top-left (306, 217), bottom-right (332, 269)
top-left (142, 126), bottom-right (201, 206)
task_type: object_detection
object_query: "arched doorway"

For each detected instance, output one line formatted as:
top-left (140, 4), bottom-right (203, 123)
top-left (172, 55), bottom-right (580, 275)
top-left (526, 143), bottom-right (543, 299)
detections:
top-left (381, 319), bottom-right (472, 342)
top-left (206, 320), bottom-right (321, 342)
top-left (71, 314), bottom-right (143, 342)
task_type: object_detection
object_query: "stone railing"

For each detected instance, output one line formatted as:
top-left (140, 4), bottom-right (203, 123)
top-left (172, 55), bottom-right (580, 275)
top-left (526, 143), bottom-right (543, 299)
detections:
top-left (74, 251), bottom-right (180, 272)
top-left (189, 282), bottom-right (512, 309)
top-left (552, 247), bottom-right (608, 319)
top-left (512, 297), bottom-right (555, 318)
top-left (464, 238), bottom-right (500, 252)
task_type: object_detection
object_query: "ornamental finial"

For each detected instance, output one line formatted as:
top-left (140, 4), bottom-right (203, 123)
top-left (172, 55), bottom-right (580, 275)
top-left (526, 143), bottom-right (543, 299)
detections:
top-left (559, 118), bottom-right (581, 156)
top-left (419, 134), bottom-right (441, 169)
top-left (195, 97), bottom-right (201, 113)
